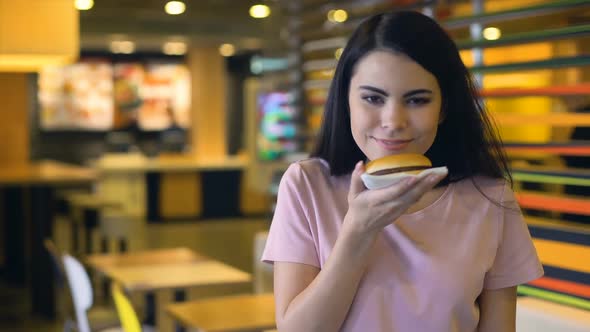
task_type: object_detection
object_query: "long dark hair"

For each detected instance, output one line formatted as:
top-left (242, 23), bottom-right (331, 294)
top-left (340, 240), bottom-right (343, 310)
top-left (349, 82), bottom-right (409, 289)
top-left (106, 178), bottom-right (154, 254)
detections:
top-left (310, 10), bottom-right (512, 190)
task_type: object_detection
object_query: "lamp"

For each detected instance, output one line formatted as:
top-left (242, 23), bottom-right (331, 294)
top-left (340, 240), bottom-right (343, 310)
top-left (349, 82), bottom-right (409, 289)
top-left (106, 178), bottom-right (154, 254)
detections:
top-left (0, 0), bottom-right (79, 72)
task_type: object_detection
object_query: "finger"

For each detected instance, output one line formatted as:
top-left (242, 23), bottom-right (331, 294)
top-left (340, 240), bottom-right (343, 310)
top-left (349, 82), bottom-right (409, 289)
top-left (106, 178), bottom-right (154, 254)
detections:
top-left (416, 167), bottom-right (448, 181)
top-left (370, 176), bottom-right (418, 204)
top-left (348, 161), bottom-right (366, 202)
top-left (403, 172), bottom-right (448, 203)
top-left (367, 168), bottom-right (448, 205)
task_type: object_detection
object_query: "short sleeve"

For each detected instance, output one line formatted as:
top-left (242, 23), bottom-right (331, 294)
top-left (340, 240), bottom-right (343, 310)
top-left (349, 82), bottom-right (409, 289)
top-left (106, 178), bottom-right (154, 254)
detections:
top-left (261, 163), bottom-right (320, 267)
top-left (483, 182), bottom-right (544, 289)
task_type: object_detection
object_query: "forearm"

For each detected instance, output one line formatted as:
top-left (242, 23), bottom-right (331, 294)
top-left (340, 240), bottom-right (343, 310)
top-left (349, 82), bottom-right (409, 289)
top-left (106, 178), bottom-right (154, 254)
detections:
top-left (278, 228), bottom-right (377, 332)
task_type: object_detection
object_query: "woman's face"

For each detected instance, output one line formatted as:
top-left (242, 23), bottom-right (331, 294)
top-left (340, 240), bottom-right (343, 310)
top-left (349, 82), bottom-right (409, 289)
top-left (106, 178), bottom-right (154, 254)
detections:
top-left (348, 50), bottom-right (442, 161)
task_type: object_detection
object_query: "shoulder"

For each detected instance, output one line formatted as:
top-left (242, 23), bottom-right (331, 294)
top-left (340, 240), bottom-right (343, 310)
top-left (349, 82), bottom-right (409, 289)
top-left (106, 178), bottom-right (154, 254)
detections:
top-left (452, 175), bottom-right (508, 204)
top-left (281, 158), bottom-right (331, 185)
top-left (280, 157), bottom-right (349, 197)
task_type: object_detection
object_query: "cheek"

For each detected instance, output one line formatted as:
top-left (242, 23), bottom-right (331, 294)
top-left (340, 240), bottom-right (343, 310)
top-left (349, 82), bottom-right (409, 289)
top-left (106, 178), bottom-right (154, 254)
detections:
top-left (426, 125), bottom-right (439, 143)
top-left (421, 103), bottom-right (443, 130)
top-left (348, 100), bottom-right (362, 132)
top-left (350, 107), bottom-right (371, 134)
top-left (349, 110), bottom-right (362, 139)
top-left (420, 109), bottom-right (442, 141)
top-left (410, 105), bottom-right (441, 137)
top-left (349, 105), bottom-right (370, 147)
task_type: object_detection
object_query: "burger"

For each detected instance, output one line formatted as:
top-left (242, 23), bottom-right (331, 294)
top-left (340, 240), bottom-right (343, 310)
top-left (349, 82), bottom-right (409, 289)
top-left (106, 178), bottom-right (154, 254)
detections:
top-left (365, 153), bottom-right (432, 176)
top-left (361, 154), bottom-right (447, 190)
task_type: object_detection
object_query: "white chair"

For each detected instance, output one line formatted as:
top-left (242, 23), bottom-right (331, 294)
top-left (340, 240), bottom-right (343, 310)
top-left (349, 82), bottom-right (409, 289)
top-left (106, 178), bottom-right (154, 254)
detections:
top-left (44, 239), bottom-right (122, 332)
top-left (253, 231), bottom-right (273, 294)
top-left (62, 254), bottom-right (123, 332)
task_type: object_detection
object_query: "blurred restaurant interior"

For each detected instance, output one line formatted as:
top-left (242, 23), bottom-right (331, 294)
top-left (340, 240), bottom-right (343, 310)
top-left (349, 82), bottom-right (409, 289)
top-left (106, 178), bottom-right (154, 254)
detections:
top-left (0, 0), bottom-right (589, 331)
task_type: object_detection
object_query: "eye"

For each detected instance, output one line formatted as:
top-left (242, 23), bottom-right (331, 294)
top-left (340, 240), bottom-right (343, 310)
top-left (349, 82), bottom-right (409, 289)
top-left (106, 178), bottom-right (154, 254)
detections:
top-left (406, 97), bottom-right (431, 106)
top-left (361, 95), bottom-right (385, 105)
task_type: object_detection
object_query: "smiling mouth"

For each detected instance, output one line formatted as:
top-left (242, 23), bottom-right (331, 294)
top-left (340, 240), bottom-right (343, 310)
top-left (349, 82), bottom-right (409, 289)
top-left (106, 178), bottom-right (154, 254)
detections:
top-left (372, 137), bottom-right (413, 150)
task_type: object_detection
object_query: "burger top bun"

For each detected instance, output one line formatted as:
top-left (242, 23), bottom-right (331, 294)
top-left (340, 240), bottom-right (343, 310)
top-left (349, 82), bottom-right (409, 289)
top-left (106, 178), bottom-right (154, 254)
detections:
top-left (360, 154), bottom-right (448, 190)
top-left (365, 154), bottom-right (432, 176)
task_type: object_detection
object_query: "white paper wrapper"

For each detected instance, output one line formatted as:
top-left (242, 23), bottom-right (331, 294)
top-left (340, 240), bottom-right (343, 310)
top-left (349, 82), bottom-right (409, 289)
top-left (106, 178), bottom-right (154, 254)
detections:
top-left (360, 166), bottom-right (449, 190)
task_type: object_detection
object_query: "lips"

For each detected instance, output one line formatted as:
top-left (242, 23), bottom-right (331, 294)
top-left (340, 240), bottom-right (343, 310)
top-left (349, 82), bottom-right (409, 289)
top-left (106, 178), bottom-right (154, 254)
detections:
top-left (372, 137), bottom-right (413, 151)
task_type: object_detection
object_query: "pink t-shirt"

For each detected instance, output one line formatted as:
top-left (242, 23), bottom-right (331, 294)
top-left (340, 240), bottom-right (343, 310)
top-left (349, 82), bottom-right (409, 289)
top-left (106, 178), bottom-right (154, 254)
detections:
top-left (262, 158), bottom-right (544, 332)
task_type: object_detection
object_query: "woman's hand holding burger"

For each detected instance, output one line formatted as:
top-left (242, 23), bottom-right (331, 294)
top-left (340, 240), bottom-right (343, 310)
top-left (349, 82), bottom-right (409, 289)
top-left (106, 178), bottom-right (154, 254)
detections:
top-left (342, 155), bottom-right (448, 242)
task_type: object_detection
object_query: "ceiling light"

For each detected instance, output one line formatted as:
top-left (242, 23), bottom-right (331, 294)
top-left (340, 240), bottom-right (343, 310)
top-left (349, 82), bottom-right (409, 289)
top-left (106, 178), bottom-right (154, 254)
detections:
top-left (75, 0), bottom-right (94, 10)
top-left (327, 9), bottom-right (348, 23)
top-left (483, 27), bottom-right (501, 41)
top-left (219, 44), bottom-right (235, 57)
top-left (249, 4), bottom-right (270, 18)
top-left (163, 41), bottom-right (187, 55)
top-left (110, 41), bottom-right (135, 54)
top-left (165, 1), bottom-right (186, 15)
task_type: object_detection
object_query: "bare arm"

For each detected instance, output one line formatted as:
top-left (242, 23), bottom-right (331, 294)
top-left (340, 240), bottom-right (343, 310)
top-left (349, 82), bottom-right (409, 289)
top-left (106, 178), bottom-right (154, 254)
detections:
top-left (274, 161), bottom-right (448, 332)
top-left (477, 286), bottom-right (517, 332)
top-left (274, 228), bottom-right (376, 332)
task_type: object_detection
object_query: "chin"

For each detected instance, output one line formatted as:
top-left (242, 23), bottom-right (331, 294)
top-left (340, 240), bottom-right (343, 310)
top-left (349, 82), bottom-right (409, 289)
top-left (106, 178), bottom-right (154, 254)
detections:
top-left (372, 149), bottom-right (413, 160)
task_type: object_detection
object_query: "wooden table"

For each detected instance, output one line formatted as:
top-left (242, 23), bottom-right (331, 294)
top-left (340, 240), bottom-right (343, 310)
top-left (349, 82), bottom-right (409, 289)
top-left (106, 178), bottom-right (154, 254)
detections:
top-left (0, 160), bottom-right (96, 318)
top-left (167, 293), bottom-right (275, 332)
top-left (0, 161), bottom-right (97, 185)
top-left (86, 247), bottom-right (207, 274)
top-left (87, 247), bottom-right (210, 329)
top-left (92, 258), bottom-right (252, 332)
top-left (104, 260), bottom-right (251, 292)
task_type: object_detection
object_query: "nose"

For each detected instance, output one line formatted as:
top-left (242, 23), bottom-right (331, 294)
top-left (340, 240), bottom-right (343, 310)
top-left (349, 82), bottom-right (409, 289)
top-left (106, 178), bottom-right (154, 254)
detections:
top-left (380, 101), bottom-right (408, 130)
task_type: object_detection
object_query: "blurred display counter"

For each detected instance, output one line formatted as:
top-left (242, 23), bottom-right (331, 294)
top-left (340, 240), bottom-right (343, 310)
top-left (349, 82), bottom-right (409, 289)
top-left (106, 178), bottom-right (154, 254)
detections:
top-left (94, 153), bottom-right (249, 173)
top-left (92, 153), bottom-right (267, 221)
top-left (0, 160), bottom-right (97, 318)
top-left (0, 160), bottom-right (97, 184)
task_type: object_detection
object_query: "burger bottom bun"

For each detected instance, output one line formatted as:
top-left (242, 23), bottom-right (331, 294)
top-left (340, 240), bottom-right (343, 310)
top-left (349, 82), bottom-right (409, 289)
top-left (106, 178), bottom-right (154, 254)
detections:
top-left (360, 166), bottom-right (449, 190)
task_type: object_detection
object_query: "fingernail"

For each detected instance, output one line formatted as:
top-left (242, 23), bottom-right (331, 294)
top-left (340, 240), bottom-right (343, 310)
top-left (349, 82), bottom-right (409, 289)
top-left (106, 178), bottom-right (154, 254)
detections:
top-left (406, 177), bottom-right (416, 186)
top-left (355, 161), bottom-right (363, 172)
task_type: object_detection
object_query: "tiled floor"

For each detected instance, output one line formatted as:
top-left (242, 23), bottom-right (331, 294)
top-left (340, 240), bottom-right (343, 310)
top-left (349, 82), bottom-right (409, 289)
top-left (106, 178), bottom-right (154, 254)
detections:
top-left (0, 216), bottom-right (271, 332)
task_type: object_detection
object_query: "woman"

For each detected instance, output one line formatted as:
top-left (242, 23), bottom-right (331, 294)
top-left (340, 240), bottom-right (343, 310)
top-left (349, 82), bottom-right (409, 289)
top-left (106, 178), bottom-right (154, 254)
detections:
top-left (262, 11), bottom-right (543, 332)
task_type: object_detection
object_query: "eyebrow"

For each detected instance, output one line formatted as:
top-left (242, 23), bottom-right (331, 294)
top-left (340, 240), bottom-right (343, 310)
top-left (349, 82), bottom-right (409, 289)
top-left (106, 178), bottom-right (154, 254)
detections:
top-left (358, 85), bottom-right (433, 98)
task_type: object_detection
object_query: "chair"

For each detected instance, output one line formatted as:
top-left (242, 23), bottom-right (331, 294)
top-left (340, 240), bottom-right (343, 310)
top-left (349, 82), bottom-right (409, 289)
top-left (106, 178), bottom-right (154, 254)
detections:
top-left (62, 253), bottom-right (123, 332)
top-left (43, 239), bottom-right (74, 330)
top-left (111, 283), bottom-right (155, 332)
top-left (66, 193), bottom-right (132, 302)
top-left (55, 189), bottom-right (89, 255)
top-left (66, 193), bottom-right (128, 255)
top-left (99, 211), bottom-right (134, 253)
